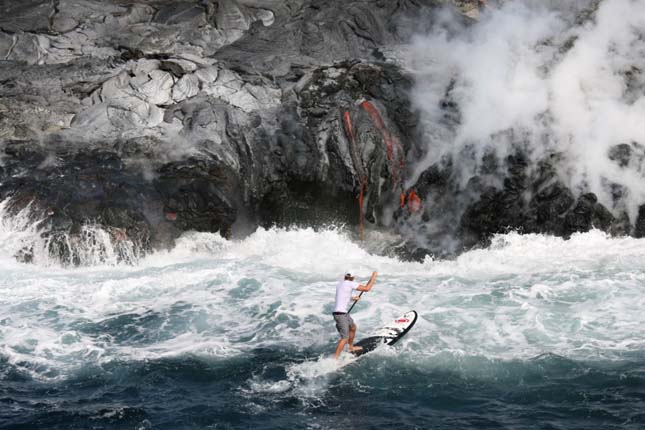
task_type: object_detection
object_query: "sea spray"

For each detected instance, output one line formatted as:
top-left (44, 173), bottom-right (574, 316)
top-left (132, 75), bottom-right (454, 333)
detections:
top-left (1, 226), bottom-right (645, 427)
top-left (0, 199), bottom-right (143, 266)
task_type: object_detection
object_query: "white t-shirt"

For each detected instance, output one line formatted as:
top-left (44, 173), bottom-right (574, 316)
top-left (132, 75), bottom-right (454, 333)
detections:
top-left (335, 280), bottom-right (359, 313)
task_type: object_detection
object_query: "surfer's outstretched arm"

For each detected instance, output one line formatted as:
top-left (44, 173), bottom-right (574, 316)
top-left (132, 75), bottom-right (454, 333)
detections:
top-left (356, 271), bottom-right (378, 292)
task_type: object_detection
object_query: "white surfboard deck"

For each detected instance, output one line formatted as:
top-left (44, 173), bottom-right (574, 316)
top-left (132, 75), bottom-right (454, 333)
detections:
top-left (344, 310), bottom-right (417, 359)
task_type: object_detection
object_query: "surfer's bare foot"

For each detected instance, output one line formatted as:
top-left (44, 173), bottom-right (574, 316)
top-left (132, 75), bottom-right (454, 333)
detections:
top-left (349, 346), bottom-right (363, 352)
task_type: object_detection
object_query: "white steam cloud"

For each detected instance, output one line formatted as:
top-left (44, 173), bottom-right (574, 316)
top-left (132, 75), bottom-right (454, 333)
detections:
top-left (408, 0), bottom-right (645, 221)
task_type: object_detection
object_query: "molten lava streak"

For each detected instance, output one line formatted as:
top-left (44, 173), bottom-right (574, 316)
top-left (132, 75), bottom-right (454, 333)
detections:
top-left (406, 190), bottom-right (422, 213)
top-left (343, 110), bottom-right (367, 240)
top-left (360, 101), bottom-right (405, 181)
top-left (343, 102), bottom-right (422, 240)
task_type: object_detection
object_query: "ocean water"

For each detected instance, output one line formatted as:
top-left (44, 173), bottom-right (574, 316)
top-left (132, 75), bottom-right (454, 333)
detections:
top-left (1, 222), bottom-right (645, 429)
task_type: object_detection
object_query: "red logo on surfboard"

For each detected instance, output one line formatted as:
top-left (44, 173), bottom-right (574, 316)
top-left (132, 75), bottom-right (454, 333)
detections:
top-left (395, 318), bottom-right (409, 323)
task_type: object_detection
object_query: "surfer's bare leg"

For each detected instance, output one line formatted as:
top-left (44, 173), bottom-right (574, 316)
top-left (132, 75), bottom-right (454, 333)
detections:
top-left (348, 324), bottom-right (362, 352)
top-left (334, 338), bottom-right (348, 359)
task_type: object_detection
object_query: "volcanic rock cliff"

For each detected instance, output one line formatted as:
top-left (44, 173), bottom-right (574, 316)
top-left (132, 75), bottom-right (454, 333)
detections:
top-left (0, 0), bottom-right (640, 264)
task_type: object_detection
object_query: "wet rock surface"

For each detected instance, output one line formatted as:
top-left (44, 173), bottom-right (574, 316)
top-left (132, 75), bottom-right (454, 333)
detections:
top-left (0, 0), bottom-right (637, 263)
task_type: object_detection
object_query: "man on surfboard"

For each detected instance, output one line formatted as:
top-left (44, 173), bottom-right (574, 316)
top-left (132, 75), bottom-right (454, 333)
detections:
top-left (333, 271), bottom-right (378, 359)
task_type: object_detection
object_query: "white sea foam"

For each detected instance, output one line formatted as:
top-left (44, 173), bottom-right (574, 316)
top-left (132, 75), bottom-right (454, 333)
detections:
top-left (1, 225), bottom-right (645, 387)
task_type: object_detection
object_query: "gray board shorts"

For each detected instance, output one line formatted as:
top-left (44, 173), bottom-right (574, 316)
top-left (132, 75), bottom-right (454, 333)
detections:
top-left (333, 313), bottom-right (355, 339)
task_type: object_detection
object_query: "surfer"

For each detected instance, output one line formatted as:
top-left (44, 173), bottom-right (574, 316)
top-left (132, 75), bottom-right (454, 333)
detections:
top-left (333, 271), bottom-right (378, 359)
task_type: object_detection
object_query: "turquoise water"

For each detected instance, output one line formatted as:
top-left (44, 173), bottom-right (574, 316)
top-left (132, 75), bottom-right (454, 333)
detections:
top-left (1, 227), bottom-right (645, 429)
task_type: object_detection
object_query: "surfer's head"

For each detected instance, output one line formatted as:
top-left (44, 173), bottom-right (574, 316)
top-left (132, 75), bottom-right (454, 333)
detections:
top-left (344, 273), bottom-right (354, 281)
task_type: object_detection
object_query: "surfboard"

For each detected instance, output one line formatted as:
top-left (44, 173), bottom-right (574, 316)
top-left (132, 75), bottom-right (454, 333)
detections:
top-left (350, 310), bottom-right (417, 357)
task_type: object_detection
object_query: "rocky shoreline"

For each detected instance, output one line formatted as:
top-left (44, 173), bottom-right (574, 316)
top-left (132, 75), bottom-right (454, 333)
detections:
top-left (1, 0), bottom-right (643, 264)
